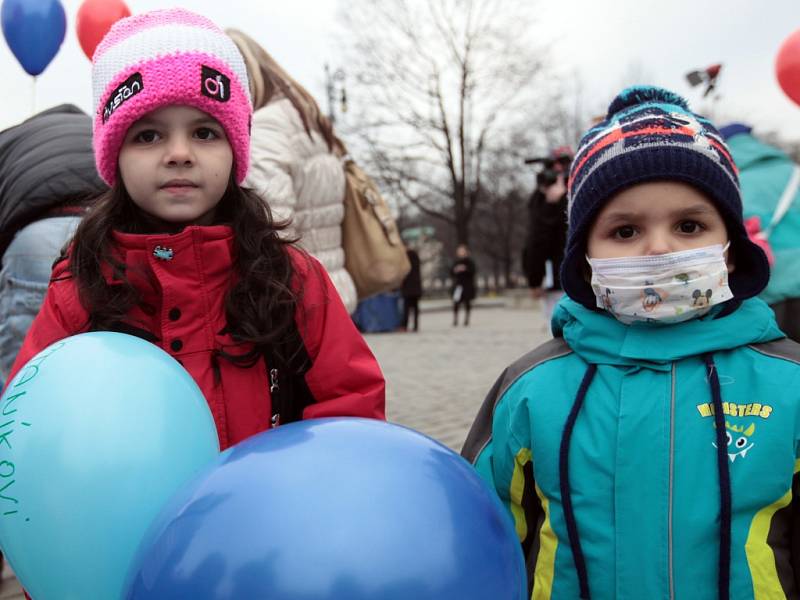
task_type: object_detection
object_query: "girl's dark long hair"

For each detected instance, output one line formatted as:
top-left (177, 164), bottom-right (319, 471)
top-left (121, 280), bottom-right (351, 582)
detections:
top-left (68, 177), bottom-right (303, 367)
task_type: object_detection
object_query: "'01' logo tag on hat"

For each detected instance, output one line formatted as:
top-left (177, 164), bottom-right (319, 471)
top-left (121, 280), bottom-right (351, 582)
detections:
top-left (201, 66), bottom-right (230, 102)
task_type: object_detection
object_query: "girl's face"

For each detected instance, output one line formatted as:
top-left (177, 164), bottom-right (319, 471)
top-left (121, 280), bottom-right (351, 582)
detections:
top-left (118, 105), bottom-right (233, 230)
top-left (586, 181), bottom-right (731, 265)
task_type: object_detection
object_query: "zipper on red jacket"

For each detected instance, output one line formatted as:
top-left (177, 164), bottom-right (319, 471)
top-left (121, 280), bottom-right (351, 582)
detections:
top-left (270, 367), bottom-right (280, 427)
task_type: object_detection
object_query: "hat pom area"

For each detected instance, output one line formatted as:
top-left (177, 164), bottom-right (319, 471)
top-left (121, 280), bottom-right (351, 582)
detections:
top-left (606, 86), bottom-right (690, 118)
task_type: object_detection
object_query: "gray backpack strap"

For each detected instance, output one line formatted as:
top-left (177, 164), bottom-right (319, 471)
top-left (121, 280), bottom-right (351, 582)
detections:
top-left (748, 337), bottom-right (800, 365)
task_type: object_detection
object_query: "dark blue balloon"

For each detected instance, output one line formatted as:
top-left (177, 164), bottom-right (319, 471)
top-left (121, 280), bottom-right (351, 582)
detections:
top-left (125, 418), bottom-right (526, 600)
top-left (1, 0), bottom-right (66, 76)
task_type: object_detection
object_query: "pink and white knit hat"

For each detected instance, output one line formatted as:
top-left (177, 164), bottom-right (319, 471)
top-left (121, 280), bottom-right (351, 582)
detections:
top-left (91, 8), bottom-right (252, 186)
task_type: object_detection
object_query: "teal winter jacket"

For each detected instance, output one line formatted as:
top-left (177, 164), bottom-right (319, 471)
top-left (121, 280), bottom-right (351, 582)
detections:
top-left (462, 297), bottom-right (800, 600)
top-left (727, 131), bottom-right (800, 305)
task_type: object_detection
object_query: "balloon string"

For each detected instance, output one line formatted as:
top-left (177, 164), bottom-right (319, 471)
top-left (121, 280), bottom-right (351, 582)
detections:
top-left (31, 76), bottom-right (37, 115)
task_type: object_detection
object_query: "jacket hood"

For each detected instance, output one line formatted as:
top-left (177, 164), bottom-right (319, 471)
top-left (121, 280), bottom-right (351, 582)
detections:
top-left (552, 296), bottom-right (784, 368)
top-left (725, 130), bottom-right (789, 171)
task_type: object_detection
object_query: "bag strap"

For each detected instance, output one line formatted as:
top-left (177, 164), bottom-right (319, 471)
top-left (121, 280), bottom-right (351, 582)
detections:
top-left (761, 165), bottom-right (800, 240)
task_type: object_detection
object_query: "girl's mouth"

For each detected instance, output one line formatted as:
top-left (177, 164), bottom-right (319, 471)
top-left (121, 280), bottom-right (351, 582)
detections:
top-left (161, 179), bottom-right (199, 193)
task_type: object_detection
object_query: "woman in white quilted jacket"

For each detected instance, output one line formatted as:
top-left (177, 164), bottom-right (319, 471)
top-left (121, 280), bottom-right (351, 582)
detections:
top-left (227, 29), bottom-right (358, 313)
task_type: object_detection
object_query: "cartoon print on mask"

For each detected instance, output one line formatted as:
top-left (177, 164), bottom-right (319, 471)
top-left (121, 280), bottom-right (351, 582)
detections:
top-left (674, 273), bottom-right (690, 285)
top-left (641, 282), bottom-right (668, 312)
top-left (692, 289), bottom-right (713, 307)
top-left (712, 421), bottom-right (756, 463)
top-left (601, 287), bottom-right (615, 311)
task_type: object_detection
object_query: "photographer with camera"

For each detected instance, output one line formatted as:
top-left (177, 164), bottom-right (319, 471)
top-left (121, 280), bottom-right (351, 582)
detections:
top-left (521, 146), bottom-right (572, 326)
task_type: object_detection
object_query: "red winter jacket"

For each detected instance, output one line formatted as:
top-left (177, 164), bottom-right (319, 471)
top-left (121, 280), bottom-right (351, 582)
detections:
top-left (7, 225), bottom-right (385, 449)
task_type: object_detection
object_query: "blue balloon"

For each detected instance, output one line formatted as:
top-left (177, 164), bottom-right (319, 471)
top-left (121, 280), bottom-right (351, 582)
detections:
top-left (0, 333), bottom-right (220, 600)
top-left (1, 0), bottom-right (66, 76)
top-left (126, 418), bottom-right (526, 600)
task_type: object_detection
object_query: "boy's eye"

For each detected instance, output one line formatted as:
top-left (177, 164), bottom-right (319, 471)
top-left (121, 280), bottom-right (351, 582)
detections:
top-left (677, 220), bottom-right (703, 234)
top-left (195, 127), bottom-right (219, 140)
top-left (613, 225), bottom-right (636, 240)
top-left (134, 130), bottom-right (160, 143)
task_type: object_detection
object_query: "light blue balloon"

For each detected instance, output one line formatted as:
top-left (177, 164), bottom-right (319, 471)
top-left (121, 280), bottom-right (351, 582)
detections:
top-left (0, 332), bottom-right (220, 600)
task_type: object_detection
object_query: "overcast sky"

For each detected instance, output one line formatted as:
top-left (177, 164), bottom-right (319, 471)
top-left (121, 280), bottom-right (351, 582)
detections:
top-left (1, 0), bottom-right (799, 141)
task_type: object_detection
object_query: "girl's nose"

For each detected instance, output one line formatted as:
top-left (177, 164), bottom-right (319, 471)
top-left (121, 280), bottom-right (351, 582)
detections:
top-left (164, 137), bottom-right (193, 166)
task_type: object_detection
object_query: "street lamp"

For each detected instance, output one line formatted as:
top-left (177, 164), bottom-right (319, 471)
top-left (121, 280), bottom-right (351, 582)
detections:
top-left (325, 64), bottom-right (347, 124)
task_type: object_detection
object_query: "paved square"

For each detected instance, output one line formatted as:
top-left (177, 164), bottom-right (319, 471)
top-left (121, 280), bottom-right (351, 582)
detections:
top-left (364, 303), bottom-right (550, 450)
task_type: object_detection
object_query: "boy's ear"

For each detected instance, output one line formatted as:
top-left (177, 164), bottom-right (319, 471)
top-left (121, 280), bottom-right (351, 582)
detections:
top-left (725, 243), bottom-right (736, 274)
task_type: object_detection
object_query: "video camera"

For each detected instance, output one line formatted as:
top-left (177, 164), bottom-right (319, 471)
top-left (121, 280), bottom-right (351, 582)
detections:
top-left (524, 148), bottom-right (573, 188)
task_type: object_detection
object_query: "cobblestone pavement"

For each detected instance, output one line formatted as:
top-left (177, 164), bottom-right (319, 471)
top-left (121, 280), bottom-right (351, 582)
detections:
top-left (0, 300), bottom-right (550, 597)
top-left (364, 301), bottom-right (551, 451)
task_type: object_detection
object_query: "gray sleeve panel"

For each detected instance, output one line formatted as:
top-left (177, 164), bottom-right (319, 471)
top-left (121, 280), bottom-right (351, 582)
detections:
top-left (748, 338), bottom-right (800, 365)
top-left (460, 337), bottom-right (573, 463)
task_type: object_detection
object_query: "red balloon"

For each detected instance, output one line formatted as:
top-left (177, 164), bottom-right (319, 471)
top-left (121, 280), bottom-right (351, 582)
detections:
top-left (777, 29), bottom-right (800, 107)
top-left (75, 0), bottom-right (131, 61)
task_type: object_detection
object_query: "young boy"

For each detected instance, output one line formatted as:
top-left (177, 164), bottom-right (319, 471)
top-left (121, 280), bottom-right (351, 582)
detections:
top-left (462, 87), bottom-right (800, 600)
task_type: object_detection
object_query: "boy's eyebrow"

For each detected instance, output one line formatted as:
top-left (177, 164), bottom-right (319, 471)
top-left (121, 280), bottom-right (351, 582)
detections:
top-left (674, 204), bottom-right (716, 216)
top-left (598, 204), bottom-right (716, 224)
top-left (596, 211), bottom-right (641, 224)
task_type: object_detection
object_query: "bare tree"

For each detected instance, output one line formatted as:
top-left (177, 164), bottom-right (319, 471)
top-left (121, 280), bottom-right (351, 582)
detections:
top-left (338, 0), bottom-right (546, 245)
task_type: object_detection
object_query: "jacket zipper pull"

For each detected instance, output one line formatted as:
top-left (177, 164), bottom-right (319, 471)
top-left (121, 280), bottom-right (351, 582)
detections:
top-left (270, 367), bottom-right (280, 427)
top-left (269, 368), bottom-right (280, 393)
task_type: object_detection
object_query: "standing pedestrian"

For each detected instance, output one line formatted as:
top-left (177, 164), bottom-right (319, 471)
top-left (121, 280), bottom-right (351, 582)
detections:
top-left (451, 244), bottom-right (476, 326)
top-left (522, 147), bottom-right (571, 325)
top-left (400, 247), bottom-right (422, 331)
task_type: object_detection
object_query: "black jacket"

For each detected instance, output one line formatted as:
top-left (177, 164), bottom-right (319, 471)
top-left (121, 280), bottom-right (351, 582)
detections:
top-left (0, 104), bottom-right (106, 258)
top-left (401, 249), bottom-right (422, 298)
top-left (451, 257), bottom-right (477, 301)
top-left (522, 189), bottom-right (567, 290)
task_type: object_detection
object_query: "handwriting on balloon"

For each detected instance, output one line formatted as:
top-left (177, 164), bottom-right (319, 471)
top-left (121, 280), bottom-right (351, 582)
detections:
top-left (0, 341), bottom-right (67, 517)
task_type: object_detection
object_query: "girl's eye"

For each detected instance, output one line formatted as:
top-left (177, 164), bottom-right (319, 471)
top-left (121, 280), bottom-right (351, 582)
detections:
top-left (613, 225), bottom-right (636, 240)
top-left (134, 130), bottom-right (160, 143)
top-left (195, 127), bottom-right (219, 140)
top-left (677, 220), bottom-right (703, 234)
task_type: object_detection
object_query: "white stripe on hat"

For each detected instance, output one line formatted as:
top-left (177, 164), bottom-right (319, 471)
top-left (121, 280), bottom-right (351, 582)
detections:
top-left (567, 139), bottom-right (740, 220)
top-left (92, 24), bottom-right (250, 113)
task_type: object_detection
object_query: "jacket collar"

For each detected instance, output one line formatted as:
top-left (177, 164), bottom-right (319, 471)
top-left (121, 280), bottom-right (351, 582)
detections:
top-left (552, 296), bottom-right (784, 368)
top-left (111, 224), bottom-right (234, 249)
top-left (105, 225), bottom-right (235, 286)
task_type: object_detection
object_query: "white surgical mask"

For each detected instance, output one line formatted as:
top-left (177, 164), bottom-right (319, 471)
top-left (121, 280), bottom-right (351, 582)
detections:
top-left (586, 243), bottom-right (732, 324)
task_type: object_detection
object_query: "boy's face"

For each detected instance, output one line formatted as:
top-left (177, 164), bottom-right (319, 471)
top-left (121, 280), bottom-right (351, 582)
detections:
top-left (586, 181), bottom-right (732, 269)
top-left (118, 105), bottom-right (233, 230)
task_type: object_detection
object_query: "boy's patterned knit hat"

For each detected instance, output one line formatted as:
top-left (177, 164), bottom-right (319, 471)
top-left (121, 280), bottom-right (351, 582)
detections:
top-left (91, 8), bottom-right (252, 186)
top-left (560, 85), bottom-right (770, 310)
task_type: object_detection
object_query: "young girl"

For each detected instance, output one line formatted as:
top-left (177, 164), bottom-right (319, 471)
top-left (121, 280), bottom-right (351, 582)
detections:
top-left (226, 28), bottom-right (358, 313)
top-left (6, 8), bottom-right (385, 450)
top-left (463, 87), bottom-right (800, 600)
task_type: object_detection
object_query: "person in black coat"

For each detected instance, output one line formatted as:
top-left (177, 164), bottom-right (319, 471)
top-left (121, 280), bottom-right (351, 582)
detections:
top-left (451, 244), bottom-right (476, 326)
top-left (522, 148), bottom-right (571, 322)
top-left (400, 248), bottom-right (422, 331)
